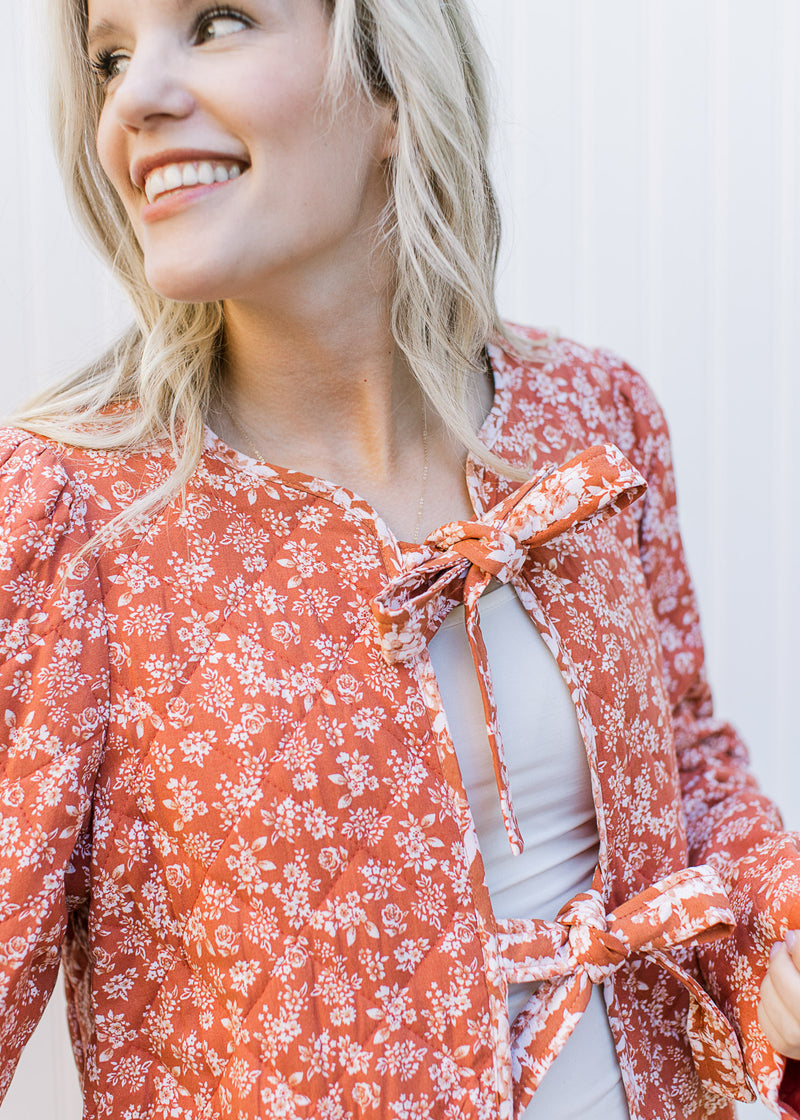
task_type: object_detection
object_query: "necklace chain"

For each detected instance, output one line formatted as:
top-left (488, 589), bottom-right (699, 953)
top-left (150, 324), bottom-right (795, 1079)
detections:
top-left (217, 395), bottom-right (429, 545)
top-left (218, 396), bottom-right (268, 464)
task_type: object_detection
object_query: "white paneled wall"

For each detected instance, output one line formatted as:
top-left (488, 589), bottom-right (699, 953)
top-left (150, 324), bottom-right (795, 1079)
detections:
top-left (1, 2), bottom-right (797, 1117)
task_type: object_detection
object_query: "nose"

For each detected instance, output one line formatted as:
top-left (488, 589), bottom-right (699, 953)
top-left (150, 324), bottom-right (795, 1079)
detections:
top-left (109, 43), bottom-right (195, 132)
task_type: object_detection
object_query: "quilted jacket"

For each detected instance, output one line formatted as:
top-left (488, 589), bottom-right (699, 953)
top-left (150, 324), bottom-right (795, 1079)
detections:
top-left (0, 329), bottom-right (798, 1120)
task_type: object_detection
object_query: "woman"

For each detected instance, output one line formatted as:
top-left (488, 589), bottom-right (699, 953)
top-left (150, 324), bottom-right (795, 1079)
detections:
top-left (1, 0), bottom-right (799, 1116)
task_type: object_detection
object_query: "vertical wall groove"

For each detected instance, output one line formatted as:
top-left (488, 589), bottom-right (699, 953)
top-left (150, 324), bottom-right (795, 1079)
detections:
top-left (706, 0), bottom-right (730, 668)
top-left (773, 0), bottom-right (799, 794)
top-left (644, 0), bottom-right (663, 386)
top-left (575, 0), bottom-right (598, 343)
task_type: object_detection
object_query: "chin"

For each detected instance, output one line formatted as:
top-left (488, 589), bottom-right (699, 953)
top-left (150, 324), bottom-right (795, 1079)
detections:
top-left (144, 261), bottom-right (228, 305)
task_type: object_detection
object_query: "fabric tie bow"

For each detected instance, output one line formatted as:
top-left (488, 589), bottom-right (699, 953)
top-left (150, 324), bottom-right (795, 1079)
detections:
top-left (498, 865), bottom-right (753, 1116)
top-left (371, 443), bottom-right (647, 853)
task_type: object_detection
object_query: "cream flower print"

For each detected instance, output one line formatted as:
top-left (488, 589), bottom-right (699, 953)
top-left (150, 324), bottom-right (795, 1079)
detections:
top-left (0, 331), bottom-right (796, 1120)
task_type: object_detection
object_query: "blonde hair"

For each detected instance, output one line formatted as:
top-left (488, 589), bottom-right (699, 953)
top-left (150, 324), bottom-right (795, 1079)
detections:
top-left (17, 0), bottom-right (529, 534)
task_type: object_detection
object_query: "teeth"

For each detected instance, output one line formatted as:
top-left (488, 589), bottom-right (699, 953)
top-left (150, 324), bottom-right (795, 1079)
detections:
top-left (145, 169), bottom-right (166, 204)
top-left (163, 164), bottom-right (183, 191)
top-left (143, 160), bottom-right (245, 204)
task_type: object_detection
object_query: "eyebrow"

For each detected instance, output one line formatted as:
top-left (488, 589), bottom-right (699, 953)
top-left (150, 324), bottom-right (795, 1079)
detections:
top-left (86, 18), bottom-right (120, 51)
top-left (86, 0), bottom-right (216, 51)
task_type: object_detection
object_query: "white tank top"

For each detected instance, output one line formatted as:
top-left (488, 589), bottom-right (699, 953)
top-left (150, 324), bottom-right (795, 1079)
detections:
top-left (428, 582), bottom-right (630, 1119)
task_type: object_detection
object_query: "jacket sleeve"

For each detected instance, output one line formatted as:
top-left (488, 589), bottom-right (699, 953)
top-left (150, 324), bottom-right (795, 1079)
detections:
top-left (0, 431), bottom-right (108, 1099)
top-left (608, 359), bottom-right (800, 1116)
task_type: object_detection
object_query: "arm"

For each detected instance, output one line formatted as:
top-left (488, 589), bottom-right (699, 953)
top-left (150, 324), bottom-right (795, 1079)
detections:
top-left (0, 432), bottom-right (108, 1098)
top-left (609, 359), bottom-right (800, 1115)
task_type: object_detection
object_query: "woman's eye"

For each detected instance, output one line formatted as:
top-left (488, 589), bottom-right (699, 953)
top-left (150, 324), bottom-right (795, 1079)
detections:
top-left (88, 8), bottom-right (250, 85)
top-left (90, 50), bottom-right (131, 85)
top-left (196, 10), bottom-right (250, 43)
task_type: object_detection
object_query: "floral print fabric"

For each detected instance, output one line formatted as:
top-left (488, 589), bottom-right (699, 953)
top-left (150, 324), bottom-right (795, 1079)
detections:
top-left (372, 442), bottom-right (646, 854)
top-left (499, 865), bottom-right (749, 1114)
top-left (0, 329), bottom-right (798, 1120)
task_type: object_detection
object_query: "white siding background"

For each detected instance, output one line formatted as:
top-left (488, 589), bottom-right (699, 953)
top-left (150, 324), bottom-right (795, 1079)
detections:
top-left (1, 0), bottom-right (797, 1116)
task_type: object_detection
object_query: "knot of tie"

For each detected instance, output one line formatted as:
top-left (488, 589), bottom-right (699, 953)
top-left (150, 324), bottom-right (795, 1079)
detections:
top-left (496, 865), bottom-right (754, 1115)
top-left (371, 443), bottom-right (648, 853)
top-left (428, 523), bottom-right (528, 584)
top-left (558, 890), bottom-right (628, 985)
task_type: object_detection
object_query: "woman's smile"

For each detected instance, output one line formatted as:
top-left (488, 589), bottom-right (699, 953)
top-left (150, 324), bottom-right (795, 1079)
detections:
top-left (141, 169), bottom-right (240, 221)
top-left (141, 158), bottom-right (245, 204)
top-left (136, 154), bottom-right (248, 221)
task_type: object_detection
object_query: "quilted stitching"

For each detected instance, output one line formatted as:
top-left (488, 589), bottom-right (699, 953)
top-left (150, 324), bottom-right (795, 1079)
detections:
top-left (0, 334), bottom-right (798, 1120)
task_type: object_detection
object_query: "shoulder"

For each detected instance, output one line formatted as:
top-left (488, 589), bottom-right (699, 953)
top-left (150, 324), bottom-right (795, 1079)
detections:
top-left (0, 424), bottom-right (167, 556)
top-left (492, 323), bottom-right (664, 427)
top-left (0, 427), bottom-right (95, 583)
top-left (0, 420), bottom-right (184, 526)
top-left (490, 325), bottom-right (671, 477)
top-left (0, 426), bottom-right (80, 529)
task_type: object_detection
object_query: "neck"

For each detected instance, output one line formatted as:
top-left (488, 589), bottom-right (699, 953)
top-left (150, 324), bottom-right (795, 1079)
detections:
top-left (215, 292), bottom-right (421, 485)
top-left (211, 291), bottom-right (492, 542)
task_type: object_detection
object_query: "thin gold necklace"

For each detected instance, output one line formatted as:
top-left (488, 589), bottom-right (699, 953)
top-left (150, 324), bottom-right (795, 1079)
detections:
top-left (217, 395), bottom-right (430, 544)
top-left (218, 396), bottom-right (267, 464)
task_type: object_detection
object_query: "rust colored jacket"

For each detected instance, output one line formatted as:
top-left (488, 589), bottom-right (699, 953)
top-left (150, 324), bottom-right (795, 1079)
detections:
top-left (0, 331), bottom-right (798, 1119)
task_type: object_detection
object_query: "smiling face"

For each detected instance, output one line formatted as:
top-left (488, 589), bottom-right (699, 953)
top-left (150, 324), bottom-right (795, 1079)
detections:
top-left (87, 0), bottom-right (396, 304)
